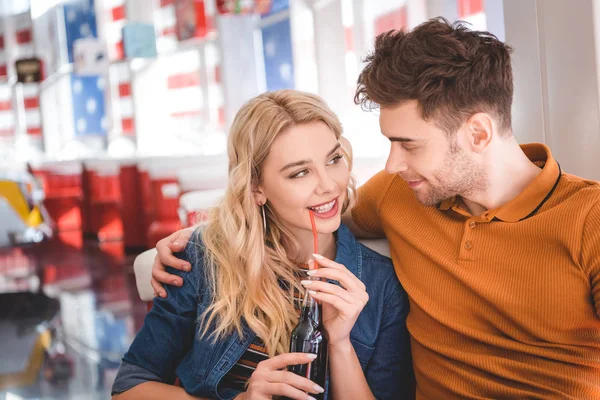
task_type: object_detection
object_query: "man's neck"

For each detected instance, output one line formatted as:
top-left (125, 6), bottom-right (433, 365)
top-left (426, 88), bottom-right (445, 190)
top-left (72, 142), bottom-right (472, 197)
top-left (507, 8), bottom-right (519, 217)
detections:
top-left (460, 139), bottom-right (542, 216)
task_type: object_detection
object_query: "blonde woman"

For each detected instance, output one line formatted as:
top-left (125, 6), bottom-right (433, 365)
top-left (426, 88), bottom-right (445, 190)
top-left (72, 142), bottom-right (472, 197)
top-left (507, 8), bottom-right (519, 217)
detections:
top-left (111, 90), bottom-right (413, 400)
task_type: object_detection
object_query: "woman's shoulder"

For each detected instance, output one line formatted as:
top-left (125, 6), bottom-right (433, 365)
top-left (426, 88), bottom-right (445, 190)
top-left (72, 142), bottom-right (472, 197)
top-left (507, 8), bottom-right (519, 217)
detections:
top-left (337, 224), bottom-right (399, 288)
top-left (168, 227), bottom-right (209, 295)
top-left (358, 244), bottom-right (399, 289)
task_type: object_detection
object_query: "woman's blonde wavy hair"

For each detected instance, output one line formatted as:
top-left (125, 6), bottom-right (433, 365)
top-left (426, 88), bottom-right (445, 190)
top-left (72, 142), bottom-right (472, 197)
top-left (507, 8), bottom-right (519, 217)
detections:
top-left (199, 89), bottom-right (356, 356)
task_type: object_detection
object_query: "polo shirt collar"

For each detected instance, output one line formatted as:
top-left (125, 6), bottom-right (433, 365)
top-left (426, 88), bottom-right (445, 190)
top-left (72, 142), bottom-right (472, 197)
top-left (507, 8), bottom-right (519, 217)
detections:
top-left (438, 143), bottom-right (561, 222)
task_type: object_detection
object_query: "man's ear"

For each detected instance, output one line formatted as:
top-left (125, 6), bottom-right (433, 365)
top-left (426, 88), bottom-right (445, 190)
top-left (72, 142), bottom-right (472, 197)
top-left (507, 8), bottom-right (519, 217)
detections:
top-left (464, 112), bottom-right (494, 153)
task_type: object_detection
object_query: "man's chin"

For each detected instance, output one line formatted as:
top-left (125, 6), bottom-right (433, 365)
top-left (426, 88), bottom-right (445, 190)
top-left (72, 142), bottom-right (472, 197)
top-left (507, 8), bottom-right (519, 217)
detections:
top-left (414, 191), bottom-right (442, 207)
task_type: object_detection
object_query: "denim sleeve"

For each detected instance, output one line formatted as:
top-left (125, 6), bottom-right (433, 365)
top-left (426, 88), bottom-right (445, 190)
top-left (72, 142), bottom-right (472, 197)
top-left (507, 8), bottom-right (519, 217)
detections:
top-left (111, 233), bottom-right (204, 395)
top-left (365, 283), bottom-right (414, 400)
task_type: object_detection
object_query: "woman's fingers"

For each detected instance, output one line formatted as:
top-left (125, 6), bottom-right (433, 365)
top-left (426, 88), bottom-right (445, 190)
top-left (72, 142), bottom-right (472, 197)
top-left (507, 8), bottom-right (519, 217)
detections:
top-left (266, 370), bottom-right (325, 394)
top-left (307, 267), bottom-right (361, 292)
top-left (250, 353), bottom-right (324, 399)
top-left (300, 280), bottom-right (355, 304)
top-left (258, 352), bottom-right (316, 371)
top-left (263, 383), bottom-right (317, 400)
top-left (311, 254), bottom-right (366, 291)
top-left (306, 290), bottom-right (352, 313)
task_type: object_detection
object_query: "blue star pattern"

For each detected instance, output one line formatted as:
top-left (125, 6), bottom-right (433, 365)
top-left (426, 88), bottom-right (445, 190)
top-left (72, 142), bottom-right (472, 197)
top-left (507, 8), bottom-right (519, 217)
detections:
top-left (70, 75), bottom-right (107, 136)
top-left (261, 17), bottom-right (295, 91)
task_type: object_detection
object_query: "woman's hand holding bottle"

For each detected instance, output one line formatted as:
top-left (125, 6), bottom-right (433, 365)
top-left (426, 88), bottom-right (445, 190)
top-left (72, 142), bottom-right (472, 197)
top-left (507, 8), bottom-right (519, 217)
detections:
top-left (236, 353), bottom-right (325, 400)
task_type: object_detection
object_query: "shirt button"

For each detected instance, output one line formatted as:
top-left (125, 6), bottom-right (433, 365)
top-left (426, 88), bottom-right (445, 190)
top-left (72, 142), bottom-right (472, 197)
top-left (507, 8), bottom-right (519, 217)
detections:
top-left (469, 221), bottom-right (476, 228)
top-left (464, 241), bottom-right (473, 250)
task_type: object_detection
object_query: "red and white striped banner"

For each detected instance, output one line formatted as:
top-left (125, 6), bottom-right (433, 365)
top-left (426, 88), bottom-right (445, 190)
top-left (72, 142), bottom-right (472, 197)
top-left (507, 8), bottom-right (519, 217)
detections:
top-left (374, 6), bottom-right (407, 36)
top-left (458, 0), bottom-right (486, 30)
top-left (155, 0), bottom-right (178, 52)
top-left (103, 0), bottom-right (127, 60)
top-left (458, 0), bottom-right (484, 18)
top-left (13, 12), bottom-right (35, 61)
top-left (114, 62), bottom-right (135, 135)
top-left (204, 42), bottom-right (225, 128)
top-left (165, 50), bottom-right (204, 132)
top-left (0, 84), bottom-right (14, 137)
top-left (22, 83), bottom-right (42, 136)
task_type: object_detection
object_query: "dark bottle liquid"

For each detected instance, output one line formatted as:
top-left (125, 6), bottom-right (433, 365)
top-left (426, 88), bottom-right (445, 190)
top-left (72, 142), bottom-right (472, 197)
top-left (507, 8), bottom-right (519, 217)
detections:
top-left (286, 285), bottom-right (328, 400)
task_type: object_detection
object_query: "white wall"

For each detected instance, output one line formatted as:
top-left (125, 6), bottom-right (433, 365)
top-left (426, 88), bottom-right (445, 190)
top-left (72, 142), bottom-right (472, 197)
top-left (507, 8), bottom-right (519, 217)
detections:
top-left (504, 0), bottom-right (600, 181)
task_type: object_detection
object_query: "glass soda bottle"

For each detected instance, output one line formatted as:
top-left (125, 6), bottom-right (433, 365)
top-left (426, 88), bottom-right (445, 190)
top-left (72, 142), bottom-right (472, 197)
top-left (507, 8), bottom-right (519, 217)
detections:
top-left (286, 279), bottom-right (328, 400)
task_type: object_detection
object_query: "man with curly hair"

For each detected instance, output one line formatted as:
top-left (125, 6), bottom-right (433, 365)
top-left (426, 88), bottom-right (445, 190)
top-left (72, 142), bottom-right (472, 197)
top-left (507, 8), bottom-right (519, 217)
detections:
top-left (347, 17), bottom-right (600, 399)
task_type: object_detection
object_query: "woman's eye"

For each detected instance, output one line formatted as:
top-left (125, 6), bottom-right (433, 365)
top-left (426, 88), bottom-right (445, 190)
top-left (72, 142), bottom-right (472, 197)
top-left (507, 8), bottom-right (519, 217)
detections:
top-left (328, 154), bottom-right (343, 165)
top-left (290, 169), bottom-right (309, 179)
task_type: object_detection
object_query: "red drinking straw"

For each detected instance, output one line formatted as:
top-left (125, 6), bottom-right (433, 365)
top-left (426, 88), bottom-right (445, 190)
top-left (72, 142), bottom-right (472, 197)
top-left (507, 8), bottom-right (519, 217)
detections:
top-left (309, 210), bottom-right (318, 270)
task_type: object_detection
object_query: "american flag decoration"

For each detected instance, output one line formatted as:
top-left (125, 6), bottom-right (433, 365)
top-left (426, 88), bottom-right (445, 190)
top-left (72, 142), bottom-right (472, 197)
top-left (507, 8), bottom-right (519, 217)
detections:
top-left (204, 41), bottom-right (225, 129)
top-left (0, 84), bottom-right (14, 138)
top-left (63, 3), bottom-right (98, 63)
top-left (204, 0), bottom-right (217, 36)
top-left (458, 0), bottom-right (486, 31)
top-left (155, 0), bottom-right (178, 53)
top-left (13, 12), bottom-right (35, 61)
top-left (260, 2), bottom-right (295, 92)
top-left (70, 75), bottom-right (107, 136)
top-left (21, 83), bottom-right (42, 137)
top-left (164, 50), bottom-right (204, 136)
top-left (374, 5), bottom-right (407, 36)
top-left (102, 0), bottom-right (127, 60)
top-left (12, 12), bottom-right (42, 139)
top-left (112, 62), bottom-right (135, 136)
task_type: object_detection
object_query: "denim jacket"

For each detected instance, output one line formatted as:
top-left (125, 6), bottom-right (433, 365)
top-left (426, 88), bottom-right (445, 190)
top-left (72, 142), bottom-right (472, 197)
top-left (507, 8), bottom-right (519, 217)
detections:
top-left (112, 224), bottom-right (413, 399)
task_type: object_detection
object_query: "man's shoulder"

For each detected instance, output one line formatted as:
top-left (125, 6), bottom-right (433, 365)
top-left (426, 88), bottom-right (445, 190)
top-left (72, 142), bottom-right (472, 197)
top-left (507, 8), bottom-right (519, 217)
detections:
top-left (558, 173), bottom-right (600, 205)
top-left (561, 172), bottom-right (600, 188)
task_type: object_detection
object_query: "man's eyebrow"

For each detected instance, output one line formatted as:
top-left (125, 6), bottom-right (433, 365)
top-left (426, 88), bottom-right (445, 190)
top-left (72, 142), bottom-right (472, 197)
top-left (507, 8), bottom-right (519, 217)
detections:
top-left (387, 136), bottom-right (416, 143)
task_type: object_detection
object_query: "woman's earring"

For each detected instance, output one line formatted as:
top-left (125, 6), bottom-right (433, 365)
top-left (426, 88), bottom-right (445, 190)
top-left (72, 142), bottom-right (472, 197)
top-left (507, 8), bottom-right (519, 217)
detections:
top-left (261, 204), bottom-right (267, 234)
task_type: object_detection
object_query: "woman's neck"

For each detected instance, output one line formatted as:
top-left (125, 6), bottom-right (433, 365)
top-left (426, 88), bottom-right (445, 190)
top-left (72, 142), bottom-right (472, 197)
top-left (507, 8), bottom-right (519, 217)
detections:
top-left (286, 229), bottom-right (337, 263)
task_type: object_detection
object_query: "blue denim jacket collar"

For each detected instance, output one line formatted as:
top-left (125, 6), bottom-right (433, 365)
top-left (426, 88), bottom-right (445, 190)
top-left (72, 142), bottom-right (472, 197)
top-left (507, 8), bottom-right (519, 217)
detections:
top-left (334, 223), bottom-right (362, 281)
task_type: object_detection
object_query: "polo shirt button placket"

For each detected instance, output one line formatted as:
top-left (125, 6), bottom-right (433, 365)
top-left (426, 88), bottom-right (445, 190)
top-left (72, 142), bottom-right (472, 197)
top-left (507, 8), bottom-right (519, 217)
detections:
top-left (458, 219), bottom-right (477, 261)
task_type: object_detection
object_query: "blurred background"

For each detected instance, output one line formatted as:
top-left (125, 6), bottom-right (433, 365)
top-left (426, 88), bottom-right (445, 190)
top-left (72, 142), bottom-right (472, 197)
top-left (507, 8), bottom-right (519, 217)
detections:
top-left (0, 0), bottom-right (599, 398)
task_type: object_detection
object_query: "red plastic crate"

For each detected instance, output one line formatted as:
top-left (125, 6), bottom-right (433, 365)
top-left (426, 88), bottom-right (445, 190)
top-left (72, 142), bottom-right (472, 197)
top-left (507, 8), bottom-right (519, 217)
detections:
top-left (119, 165), bottom-right (146, 249)
top-left (30, 165), bottom-right (84, 233)
top-left (151, 178), bottom-right (180, 222)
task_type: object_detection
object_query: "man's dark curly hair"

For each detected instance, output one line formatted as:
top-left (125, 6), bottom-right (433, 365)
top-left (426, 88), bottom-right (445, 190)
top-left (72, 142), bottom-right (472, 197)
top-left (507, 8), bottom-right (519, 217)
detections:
top-left (355, 17), bottom-right (514, 135)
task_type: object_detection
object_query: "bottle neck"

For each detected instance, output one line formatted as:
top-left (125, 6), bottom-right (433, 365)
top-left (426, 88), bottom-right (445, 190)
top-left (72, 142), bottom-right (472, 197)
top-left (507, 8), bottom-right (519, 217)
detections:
top-left (300, 288), bottom-right (320, 324)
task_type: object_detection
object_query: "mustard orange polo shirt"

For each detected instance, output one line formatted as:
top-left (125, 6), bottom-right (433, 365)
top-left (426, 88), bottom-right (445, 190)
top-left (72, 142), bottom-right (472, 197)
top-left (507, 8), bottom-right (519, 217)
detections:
top-left (352, 143), bottom-right (600, 399)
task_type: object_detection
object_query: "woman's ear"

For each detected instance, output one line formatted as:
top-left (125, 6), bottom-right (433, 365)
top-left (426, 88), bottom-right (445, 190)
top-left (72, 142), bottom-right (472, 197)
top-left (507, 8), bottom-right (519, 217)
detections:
top-left (253, 186), bottom-right (267, 206)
